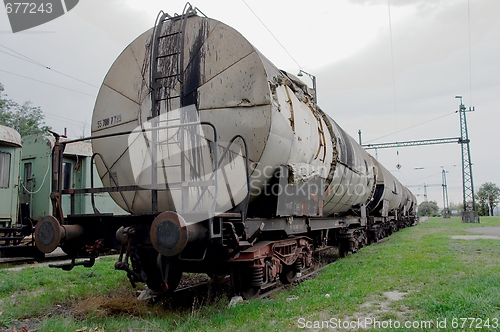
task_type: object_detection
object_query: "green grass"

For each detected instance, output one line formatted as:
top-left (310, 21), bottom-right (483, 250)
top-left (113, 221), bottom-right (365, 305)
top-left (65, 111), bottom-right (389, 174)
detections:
top-left (0, 256), bottom-right (129, 326)
top-left (2, 217), bottom-right (500, 331)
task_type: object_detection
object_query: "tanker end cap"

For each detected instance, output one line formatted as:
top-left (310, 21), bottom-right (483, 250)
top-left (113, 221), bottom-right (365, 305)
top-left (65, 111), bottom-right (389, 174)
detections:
top-left (150, 211), bottom-right (207, 257)
top-left (35, 215), bottom-right (85, 253)
top-left (35, 215), bottom-right (61, 253)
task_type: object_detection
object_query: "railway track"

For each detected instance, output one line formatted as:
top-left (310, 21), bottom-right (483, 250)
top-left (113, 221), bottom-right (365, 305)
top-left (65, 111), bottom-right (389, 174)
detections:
top-left (254, 249), bottom-right (338, 301)
top-left (0, 249), bottom-right (118, 270)
top-left (0, 250), bottom-right (68, 269)
top-left (254, 266), bottom-right (329, 301)
top-left (138, 248), bottom-right (339, 308)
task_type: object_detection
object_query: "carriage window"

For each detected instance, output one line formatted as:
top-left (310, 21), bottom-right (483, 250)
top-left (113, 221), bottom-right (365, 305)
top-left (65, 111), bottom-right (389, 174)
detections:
top-left (24, 162), bottom-right (32, 181)
top-left (0, 152), bottom-right (11, 188)
top-left (63, 162), bottom-right (72, 190)
top-left (23, 162), bottom-right (33, 191)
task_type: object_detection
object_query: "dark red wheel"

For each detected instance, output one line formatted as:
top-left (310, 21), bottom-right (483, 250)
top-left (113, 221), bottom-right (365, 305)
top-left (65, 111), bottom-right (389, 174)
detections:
top-left (137, 250), bottom-right (182, 294)
top-left (279, 266), bottom-right (297, 284)
top-left (230, 265), bottom-right (261, 299)
top-left (338, 241), bottom-right (349, 258)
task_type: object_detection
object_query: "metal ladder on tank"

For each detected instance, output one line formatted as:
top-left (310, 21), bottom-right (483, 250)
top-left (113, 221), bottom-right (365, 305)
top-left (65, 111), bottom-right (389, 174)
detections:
top-left (148, 5), bottom-right (223, 221)
top-left (148, 6), bottom-right (253, 253)
top-left (149, 5), bottom-right (193, 213)
top-left (149, 3), bottom-right (203, 114)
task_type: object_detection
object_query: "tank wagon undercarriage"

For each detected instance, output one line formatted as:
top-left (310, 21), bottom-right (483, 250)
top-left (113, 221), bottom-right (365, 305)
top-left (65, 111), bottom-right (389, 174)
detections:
top-left (34, 5), bottom-right (417, 299)
top-left (37, 192), bottom-right (415, 298)
top-left (35, 132), bottom-right (416, 298)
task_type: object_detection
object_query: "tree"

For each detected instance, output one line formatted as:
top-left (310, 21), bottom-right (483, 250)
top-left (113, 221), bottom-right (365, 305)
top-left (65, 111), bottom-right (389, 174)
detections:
top-left (417, 200), bottom-right (440, 217)
top-left (0, 83), bottom-right (51, 136)
top-left (449, 202), bottom-right (463, 215)
top-left (476, 182), bottom-right (500, 216)
top-left (0, 83), bottom-right (16, 123)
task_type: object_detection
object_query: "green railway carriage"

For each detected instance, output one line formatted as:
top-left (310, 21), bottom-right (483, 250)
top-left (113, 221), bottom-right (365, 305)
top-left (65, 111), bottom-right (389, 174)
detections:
top-left (0, 125), bottom-right (35, 258)
top-left (0, 128), bottom-right (126, 258)
top-left (20, 135), bottom-right (126, 222)
top-left (0, 125), bottom-right (22, 229)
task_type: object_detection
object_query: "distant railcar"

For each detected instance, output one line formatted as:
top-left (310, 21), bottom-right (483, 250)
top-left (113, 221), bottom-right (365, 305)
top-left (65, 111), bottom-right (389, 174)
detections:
top-left (0, 125), bottom-right (22, 228)
top-left (0, 126), bottom-right (126, 258)
top-left (20, 135), bottom-right (126, 221)
top-left (0, 125), bottom-right (33, 257)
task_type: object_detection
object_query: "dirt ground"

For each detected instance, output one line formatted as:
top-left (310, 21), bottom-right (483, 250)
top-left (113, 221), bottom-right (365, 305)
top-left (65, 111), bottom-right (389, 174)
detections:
top-left (466, 226), bottom-right (500, 236)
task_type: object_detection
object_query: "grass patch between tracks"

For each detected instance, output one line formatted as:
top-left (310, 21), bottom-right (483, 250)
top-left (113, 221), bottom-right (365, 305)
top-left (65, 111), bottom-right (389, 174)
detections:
top-left (1, 217), bottom-right (500, 331)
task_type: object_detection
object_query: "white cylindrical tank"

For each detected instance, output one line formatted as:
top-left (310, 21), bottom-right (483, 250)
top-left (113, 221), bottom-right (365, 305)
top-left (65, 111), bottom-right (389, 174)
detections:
top-left (91, 14), bottom-right (405, 217)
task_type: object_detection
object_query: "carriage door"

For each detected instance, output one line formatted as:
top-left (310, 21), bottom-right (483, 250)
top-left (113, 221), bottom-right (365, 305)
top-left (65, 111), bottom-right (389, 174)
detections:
top-left (61, 156), bottom-right (85, 215)
top-left (0, 151), bottom-right (13, 227)
top-left (20, 161), bottom-right (33, 220)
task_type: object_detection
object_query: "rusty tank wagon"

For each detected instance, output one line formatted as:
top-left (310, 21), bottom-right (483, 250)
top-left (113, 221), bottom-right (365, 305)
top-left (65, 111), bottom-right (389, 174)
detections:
top-left (34, 4), bottom-right (417, 298)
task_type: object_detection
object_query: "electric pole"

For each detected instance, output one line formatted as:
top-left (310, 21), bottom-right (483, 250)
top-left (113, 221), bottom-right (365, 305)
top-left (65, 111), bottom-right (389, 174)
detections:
top-left (360, 96), bottom-right (478, 222)
top-left (456, 96), bottom-right (479, 223)
top-left (441, 168), bottom-right (450, 218)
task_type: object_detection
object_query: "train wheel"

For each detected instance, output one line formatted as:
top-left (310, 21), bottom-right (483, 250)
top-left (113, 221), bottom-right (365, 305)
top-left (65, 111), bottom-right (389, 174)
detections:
top-left (207, 273), bottom-right (227, 284)
top-left (231, 266), bottom-right (261, 299)
top-left (137, 250), bottom-right (182, 293)
top-left (280, 266), bottom-right (297, 284)
top-left (358, 230), bottom-right (368, 248)
top-left (368, 231), bottom-right (375, 245)
top-left (157, 254), bottom-right (182, 293)
top-left (338, 241), bottom-right (349, 258)
top-left (137, 250), bottom-right (161, 291)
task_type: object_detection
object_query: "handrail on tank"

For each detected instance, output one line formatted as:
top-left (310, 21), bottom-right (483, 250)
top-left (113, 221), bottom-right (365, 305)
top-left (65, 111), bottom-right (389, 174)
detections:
top-left (230, 135), bottom-right (251, 221)
top-left (90, 152), bottom-right (134, 214)
top-left (60, 120), bottom-right (218, 217)
top-left (166, 120), bottom-right (218, 216)
top-left (62, 121), bottom-right (216, 144)
top-left (192, 134), bottom-right (250, 221)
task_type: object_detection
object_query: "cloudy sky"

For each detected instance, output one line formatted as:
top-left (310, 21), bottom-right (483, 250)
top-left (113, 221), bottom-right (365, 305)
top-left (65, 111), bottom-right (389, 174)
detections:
top-left (1, 0), bottom-right (499, 208)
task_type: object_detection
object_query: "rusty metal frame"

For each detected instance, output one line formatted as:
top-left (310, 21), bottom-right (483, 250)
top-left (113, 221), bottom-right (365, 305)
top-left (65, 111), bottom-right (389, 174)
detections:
top-left (53, 117), bottom-right (253, 266)
top-left (51, 121), bottom-right (218, 221)
top-left (191, 134), bottom-right (250, 221)
top-left (89, 152), bottom-right (133, 214)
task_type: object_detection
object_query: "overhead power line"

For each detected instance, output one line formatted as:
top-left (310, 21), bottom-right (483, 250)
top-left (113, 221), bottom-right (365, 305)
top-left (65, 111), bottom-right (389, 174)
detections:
top-left (239, 0), bottom-right (353, 125)
top-left (241, 0), bottom-right (302, 69)
top-left (0, 44), bottom-right (99, 88)
top-left (44, 111), bottom-right (88, 126)
top-left (0, 69), bottom-right (96, 98)
top-left (387, 0), bottom-right (398, 130)
top-left (365, 111), bottom-right (456, 143)
top-left (467, 0), bottom-right (472, 104)
top-left (362, 137), bottom-right (460, 150)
